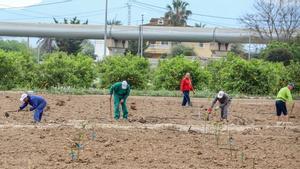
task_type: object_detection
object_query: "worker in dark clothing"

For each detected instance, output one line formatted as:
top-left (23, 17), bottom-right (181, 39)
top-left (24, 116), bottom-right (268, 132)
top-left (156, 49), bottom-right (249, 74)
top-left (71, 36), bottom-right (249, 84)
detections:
top-left (208, 91), bottom-right (231, 121)
top-left (19, 93), bottom-right (47, 123)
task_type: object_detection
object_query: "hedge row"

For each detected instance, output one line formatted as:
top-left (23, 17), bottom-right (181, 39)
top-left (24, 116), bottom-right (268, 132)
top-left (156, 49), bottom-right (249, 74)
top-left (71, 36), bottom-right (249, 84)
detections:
top-left (0, 49), bottom-right (299, 95)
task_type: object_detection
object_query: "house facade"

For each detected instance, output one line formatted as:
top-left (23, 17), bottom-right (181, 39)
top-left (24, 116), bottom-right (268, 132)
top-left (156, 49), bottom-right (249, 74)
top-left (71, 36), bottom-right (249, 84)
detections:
top-left (144, 17), bottom-right (232, 58)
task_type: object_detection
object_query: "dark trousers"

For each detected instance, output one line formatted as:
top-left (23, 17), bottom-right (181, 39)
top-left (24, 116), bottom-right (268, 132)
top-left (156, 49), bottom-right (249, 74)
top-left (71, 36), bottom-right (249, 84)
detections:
top-left (275, 100), bottom-right (287, 116)
top-left (182, 91), bottom-right (191, 106)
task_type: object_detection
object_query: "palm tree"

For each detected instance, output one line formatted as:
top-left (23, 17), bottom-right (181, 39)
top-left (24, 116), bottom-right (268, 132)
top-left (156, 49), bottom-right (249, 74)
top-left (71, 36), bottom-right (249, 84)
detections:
top-left (37, 37), bottom-right (57, 53)
top-left (107, 19), bottom-right (122, 25)
top-left (195, 23), bottom-right (206, 28)
top-left (165, 0), bottom-right (192, 26)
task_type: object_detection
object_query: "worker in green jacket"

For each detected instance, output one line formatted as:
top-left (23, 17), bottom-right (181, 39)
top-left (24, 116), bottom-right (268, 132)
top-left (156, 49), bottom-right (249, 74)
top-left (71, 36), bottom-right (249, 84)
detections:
top-left (275, 83), bottom-right (294, 122)
top-left (110, 81), bottom-right (131, 120)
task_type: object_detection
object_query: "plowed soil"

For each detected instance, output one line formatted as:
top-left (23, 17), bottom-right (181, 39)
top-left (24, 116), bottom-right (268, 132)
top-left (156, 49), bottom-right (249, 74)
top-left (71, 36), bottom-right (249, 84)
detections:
top-left (0, 92), bottom-right (299, 169)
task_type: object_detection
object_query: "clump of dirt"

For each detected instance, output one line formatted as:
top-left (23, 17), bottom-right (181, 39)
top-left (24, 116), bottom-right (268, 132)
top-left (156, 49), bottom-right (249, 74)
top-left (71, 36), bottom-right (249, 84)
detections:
top-left (56, 100), bottom-right (66, 106)
top-left (130, 105), bottom-right (137, 110)
top-left (5, 95), bottom-right (10, 98)
top-left (138, 117), bottom-right (147, 123)
top-left (45, 106), bottom-right (50, 111)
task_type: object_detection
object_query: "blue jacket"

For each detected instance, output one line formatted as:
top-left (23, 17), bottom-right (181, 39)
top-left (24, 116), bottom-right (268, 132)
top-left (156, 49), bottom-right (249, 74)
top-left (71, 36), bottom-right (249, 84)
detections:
top-left (20, 95), bottom-right (47, 111)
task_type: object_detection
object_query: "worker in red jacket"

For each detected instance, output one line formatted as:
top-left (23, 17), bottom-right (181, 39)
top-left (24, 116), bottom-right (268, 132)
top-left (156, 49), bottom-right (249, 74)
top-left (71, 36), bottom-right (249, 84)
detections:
top-left (180, 73), bottom-right (195, 106)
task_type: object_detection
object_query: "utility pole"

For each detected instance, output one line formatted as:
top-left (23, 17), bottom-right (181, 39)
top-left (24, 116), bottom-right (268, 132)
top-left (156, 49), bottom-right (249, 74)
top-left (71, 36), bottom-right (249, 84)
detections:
top-left (140, 14), bottom-right (144, 57)
top-left (103, 0), bottom-right (108, 57)
top-left (137, 25), bottom-right (141, 55)
top-left (127, 1), bottom-right (131, 26)
top-left (248, 29), bottom-right (251, 60)
top-left (27, 37), bottom-right (30, 48)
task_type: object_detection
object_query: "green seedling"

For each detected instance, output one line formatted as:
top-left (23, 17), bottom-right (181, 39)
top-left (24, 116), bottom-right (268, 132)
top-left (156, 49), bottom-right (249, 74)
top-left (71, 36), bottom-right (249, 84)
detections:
top-left (69, 149), bottom-right (77, 161)
top-left (240, 152), bottom-right (245, 165)
top-left (213, 122), bottom-right (223, 146)
top-left (228, 136), bottom-right (234, 157)
top-left (91, 131), bottom-right (96, 140)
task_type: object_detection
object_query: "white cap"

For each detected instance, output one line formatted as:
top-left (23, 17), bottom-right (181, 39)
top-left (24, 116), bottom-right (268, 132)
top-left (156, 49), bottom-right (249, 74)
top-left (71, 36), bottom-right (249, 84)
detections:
top-left (217, 91), bottom-right (225, 98)
top-left (20, 93), bottom-right (28, 102)
top-left (121, 81), bottom-right (128, 89)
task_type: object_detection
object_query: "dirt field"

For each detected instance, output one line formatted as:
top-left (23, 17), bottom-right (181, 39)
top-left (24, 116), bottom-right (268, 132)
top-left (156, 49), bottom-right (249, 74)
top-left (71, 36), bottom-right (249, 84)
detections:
top-left (0, 91), bottom-right (299, 169)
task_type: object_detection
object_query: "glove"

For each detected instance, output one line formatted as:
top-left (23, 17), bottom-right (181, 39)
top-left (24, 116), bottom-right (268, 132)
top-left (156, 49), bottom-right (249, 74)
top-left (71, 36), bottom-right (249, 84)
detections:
top-left (208, 107), bottom-right (212, 113)
top-left (30, 107), bottom-right (35, 111)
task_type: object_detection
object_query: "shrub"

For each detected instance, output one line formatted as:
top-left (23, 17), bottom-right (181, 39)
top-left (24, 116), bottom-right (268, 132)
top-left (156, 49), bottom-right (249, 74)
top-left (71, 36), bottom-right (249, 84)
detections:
top-left (285, 61), bottom-right (300, 92)
top-left (206, 53), bottom-right (286, 95)
top-left (260, 41), bottom-right (299, 65)
top-left (37, 52), bottom-right (96, 88)
top-left (0, 40), bottom-right (28, 53)
top-left (154, 56), bottom-right (211, 90)
top-left (0, 50), bottom-right (37, 89)
top-left (99, 54), bottom-right (150, 89)
top-left (170, 44), bottom-right (195, 57)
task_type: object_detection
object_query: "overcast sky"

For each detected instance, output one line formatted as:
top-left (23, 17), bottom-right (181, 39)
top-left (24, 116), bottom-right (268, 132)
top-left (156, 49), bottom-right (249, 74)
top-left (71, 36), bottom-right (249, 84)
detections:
top-left (0, 0), bottom-right (256, 28)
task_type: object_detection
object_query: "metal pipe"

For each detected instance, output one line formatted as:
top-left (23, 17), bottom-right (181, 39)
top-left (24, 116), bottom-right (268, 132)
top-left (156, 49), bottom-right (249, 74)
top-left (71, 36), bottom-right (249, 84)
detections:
top-left (0, 22), bottom-right (295, 43)
top-left (103, 0), bottom-right (108, 57)
top-left (140, 14), bottom-right (144, 57)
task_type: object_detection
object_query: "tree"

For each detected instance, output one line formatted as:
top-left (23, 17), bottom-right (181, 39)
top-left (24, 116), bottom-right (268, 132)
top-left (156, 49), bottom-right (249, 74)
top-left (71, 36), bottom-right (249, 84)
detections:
top-left (195, 23), bottom-right (206, 28)
top-left (36, 37), bottom-right (57, 54)
top-left (260, 40), bottom-right (299, 65)
top-left (230, 43), bottom-right (247, 59)
top-left (165, 0), bottom-right (192, 26)
top-left (80, 40), bottom-right (96, 59)
top-left (241, 0), bottom-right (300, 41)
top-left (54, 17), bottom-right (88, 55)
top-left (0, 40), bottom-right (28, 53)
top-left (170, 44), bottom-right (195, 56)
top-left (125, 40), bottom-right (149, 56)
top-left (107, 19), bottom-right (122, 25)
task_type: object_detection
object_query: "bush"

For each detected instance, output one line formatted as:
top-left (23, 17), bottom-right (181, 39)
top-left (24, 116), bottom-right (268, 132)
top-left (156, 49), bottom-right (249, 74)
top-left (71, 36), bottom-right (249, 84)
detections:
top-left (37, 52), bottom-right (96, 88)
top-left (154, 56), bottom-right (211, 90)
top-left (0, 40), bottom-right (28, 53)
top-left (170, 44), bottom-right (195, 56)
top-left (206, 53), bottom-right (286, 95)
top-left (265, 48), bottom-right (293, 66)
top-left (285, 61), bottom-right (300, 92)
top-left (260, 41), bottom-right (299, 65)
top-left (0, 50), bottom-right (37, 89)
top-left (99, 54), bottom-right (150, 89)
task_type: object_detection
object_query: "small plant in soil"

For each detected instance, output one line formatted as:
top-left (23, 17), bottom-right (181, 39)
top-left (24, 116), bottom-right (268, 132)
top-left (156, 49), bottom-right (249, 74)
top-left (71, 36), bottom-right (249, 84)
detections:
top-left (213, 122), bottom-right (223, 146)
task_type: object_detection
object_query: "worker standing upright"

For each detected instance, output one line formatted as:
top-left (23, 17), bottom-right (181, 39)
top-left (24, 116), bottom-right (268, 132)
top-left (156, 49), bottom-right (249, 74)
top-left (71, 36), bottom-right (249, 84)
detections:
top-left (180, 73), bottom-right (195, 107)
top-left (110, 81), bottom-right (131, 120)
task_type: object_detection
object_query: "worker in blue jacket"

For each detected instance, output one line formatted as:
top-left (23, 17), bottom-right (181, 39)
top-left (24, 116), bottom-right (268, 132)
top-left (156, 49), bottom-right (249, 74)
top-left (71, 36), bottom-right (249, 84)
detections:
top-left (18, 93), bottom-right (47, 123)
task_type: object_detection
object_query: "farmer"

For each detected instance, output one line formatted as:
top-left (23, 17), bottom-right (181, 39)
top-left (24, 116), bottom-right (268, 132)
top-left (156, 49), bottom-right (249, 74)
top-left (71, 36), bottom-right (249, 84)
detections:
top-left (208, 91), bottom-right (231, 121)
top-left (275, 83), bottom-right (294, 122)
top-left (18, 93), bottom-right (47, 123)
top-left (110, 81), bottom-right (131, 120)
top-left (180, 73), bottom-right (195, 107)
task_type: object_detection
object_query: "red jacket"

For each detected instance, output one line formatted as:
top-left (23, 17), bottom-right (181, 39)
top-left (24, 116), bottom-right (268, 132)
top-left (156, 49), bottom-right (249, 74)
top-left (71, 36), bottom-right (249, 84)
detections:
top-left (180, 77), bottom-right (193, 91)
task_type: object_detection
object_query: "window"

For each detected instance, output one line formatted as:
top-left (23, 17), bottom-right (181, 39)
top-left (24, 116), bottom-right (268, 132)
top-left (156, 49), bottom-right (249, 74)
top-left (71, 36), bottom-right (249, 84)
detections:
top-left (199, 43), bottom-right (204, 48)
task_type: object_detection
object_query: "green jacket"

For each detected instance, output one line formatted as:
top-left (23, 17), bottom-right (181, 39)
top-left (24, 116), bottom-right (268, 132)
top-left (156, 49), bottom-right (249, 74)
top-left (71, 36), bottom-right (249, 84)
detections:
top-left (276, 87), bottom-right (293, 102)
top-left (110, 82), bottom-right (131, 99)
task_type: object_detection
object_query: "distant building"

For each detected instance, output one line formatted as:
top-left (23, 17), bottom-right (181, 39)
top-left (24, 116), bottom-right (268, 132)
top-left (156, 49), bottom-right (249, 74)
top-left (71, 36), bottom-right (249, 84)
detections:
top-left (144, 17), bottom-right (232, 59)
top-left (94, 39), bottom-right (128, 61)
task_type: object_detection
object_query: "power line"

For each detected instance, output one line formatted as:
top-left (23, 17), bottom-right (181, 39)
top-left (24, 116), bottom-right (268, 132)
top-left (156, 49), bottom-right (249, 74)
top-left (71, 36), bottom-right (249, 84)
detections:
top-left (1, 6), bottom-right (127, 21)
top-left (0, 0), bottom-right (73, 9)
